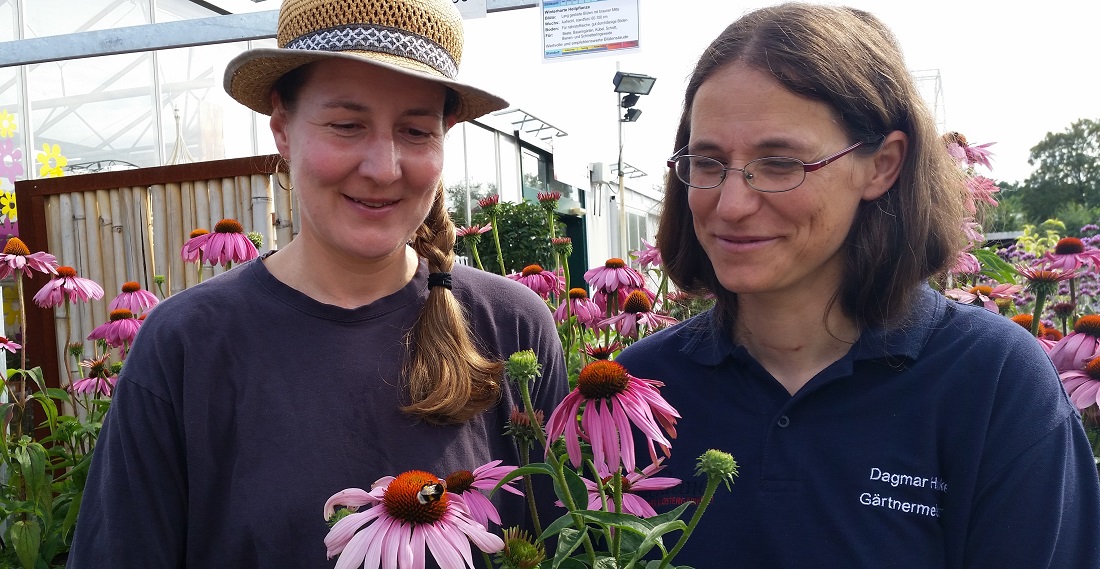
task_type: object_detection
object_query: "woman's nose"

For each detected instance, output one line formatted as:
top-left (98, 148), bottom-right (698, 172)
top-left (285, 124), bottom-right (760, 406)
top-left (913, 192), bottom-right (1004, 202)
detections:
top-left (357, 135), bottom-right (401, 185)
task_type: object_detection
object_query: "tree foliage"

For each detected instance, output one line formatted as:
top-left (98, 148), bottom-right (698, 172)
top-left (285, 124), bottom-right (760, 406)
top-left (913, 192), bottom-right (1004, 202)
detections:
top-left (1016, 118), bottom-right (1100, 222)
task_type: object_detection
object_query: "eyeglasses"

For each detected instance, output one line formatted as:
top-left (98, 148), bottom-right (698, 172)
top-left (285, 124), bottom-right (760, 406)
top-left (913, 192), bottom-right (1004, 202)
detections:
top-left (667, 140), bottom-right (867, 193)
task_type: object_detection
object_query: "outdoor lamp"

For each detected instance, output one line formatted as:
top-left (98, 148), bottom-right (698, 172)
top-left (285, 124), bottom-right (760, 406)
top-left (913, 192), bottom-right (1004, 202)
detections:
top-left (612, 71), bottom-right (657, 95)
top-left (622, 108), bottom-right (643, 122)
top-left (620, 93), bottom-right (641, 108)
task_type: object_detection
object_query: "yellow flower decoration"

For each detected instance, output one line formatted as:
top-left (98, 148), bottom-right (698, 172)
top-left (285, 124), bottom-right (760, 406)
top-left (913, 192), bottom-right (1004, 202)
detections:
top-left (0, 192), bottom-right (17, 222)
top-left (3, 284), bottom-right (19, 331)
top-left (0, 111), bottom-right (16, 138)
top-left (36, 143), bottom-right (67, 178)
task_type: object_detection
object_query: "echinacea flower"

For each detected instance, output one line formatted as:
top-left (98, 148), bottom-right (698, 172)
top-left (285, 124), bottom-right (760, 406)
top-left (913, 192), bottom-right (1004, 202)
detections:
top-left (1017, 264), bottom-right (1078, 296)
top-left (583, 341), bottom-right (623, 361)
top-left (545, 360), bottom-right (680, 476)
top-left (323, 471), bottom-right (504, 569)
top-left (455, 223), bottom-right (492, 240)
top-left (584, 258), bottom-right (645, 295)
top-left (88, 309), bottom-right (142, 348)
top-left (1059, 355), bottom-right (1100, 410)
top-left (1042, 237), bottom-right (1100, 272)
top-left (505, 405), bottom-right (544, 445)
top-left (950, 249), bottom-right (981, 275)
top-left (554, 288), bottom-right (603, 327)
top-left (32, 266), bottom-right (104, 308)
top-left (181, 228), bottom-right (210, 262)
top-left (631, 239), bottom-right (662, 270)
top-left (189, 219), bottom-right (258, 266)
top-left (964, 175), bottom-right (999, 213)
top-left (0, 336), bottom-right (21, 353)
top-left (1048, 315), bottom-right (1100, 373)
top-left (943, 283), bottom-right (1022, 313)
top-left (444, 460), bottom-right (522, 528)
top-left (70, 355), bottom-right (117, 397)
top-left (477, 194), bottom-right (500, 211)
top-left (108, 281), bottom-right (159, 314)
top-left (580, 459), bottom-right (681, 518)
top-left (507, 264), bottom-right (564, 299)
top-left (0, 237), bottom-right (57, 280)
top-left (599, 290), bottom-right (678, 338)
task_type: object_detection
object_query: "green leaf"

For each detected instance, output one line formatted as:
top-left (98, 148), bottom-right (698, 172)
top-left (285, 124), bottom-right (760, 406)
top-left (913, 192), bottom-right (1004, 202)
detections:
top-left (973, 248), bottom-right (1019, 284)
top-left (644, 502), bottom-right (693, 527)
top-left (9, 519), bottom-right (42, 569)
top-left (44, 388), bottom-right (69, 402)
top-left (30, 393), bottom-right (58, 432)
top-left (560, 467), bottom-right (588, 512)
top-left (592, 556), bottom-right (619, 569)
top-left (540, 512), bottom-right (579, 541)
top-left (627, 520), bottom-right (688, 564)
top-left (552, 528), bottom-right (586, 569)
top-left (494, 462), bottom-right (556, 494)
top-left (60, 490), bottom-right (82, 542)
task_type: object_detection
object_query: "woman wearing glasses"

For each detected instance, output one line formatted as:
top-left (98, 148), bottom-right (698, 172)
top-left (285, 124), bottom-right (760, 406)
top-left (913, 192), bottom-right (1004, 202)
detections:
top-left (617, 3), bottom-right (1100, 567)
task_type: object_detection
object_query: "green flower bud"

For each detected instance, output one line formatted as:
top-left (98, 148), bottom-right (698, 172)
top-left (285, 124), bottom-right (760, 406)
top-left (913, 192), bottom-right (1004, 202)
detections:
top-left (505, 350), bottom-right (541, 385)
top-left (695, 449), bottom-right (739, 490)
top-left (246, 231), bottom-right (264, 250)
top-left (495, 527), bottom-right (545, 569)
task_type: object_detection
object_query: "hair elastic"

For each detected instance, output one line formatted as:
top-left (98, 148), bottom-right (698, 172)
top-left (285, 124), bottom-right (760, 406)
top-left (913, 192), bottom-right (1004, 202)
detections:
top-left (428, 272), bottom-right (452, 290)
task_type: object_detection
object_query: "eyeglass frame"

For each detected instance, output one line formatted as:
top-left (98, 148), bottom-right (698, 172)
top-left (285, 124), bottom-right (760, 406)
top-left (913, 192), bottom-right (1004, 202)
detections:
top-left (666, 139), bottom-right (871, 193)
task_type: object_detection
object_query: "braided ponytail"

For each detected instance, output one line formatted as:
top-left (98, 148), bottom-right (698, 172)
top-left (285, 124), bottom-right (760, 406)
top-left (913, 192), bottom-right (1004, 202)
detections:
top-left (403, 185), bottom-right (503, 424)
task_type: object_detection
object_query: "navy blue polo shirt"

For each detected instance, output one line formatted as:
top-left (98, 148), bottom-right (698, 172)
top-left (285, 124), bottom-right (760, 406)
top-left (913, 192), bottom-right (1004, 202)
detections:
top-left (617, 287), bottom-right (1100, 568)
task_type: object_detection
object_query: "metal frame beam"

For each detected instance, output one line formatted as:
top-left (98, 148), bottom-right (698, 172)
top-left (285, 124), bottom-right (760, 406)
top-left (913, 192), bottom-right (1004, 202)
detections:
top-left (0, 0), bottom-right (539, 68)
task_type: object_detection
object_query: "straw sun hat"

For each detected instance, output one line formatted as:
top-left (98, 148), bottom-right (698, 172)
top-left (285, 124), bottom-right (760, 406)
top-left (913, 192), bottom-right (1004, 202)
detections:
top-left (223, 0), bottom-right (508, 122)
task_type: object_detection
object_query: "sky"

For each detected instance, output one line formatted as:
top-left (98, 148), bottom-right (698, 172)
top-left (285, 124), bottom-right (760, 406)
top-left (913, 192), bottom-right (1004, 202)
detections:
top-left (451, 0), bottom-right (1100, 192)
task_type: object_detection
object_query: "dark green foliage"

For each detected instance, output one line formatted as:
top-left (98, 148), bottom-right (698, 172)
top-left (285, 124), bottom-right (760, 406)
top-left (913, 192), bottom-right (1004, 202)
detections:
top-left (1015, 118), bottom-right (1100, 223)
top-left (457, 201), bottom-right (562, 275)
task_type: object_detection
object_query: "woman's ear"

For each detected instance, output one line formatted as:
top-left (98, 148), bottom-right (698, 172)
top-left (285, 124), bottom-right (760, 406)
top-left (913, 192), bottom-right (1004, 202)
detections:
top-left (444, 115), bottom-right (458, 132)
top-left (269, 92), bottom-right (291, 159)
top-left (862, 130), bottom-right (908, 201)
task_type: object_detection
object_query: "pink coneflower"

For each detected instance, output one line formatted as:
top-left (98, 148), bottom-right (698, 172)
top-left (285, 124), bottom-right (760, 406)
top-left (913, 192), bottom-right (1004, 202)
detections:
top-left (477, 194), bottom-right (500, 209)
top-left (944, 133), bottom-right (995, 170)
top-left (507, 264), bottom-right (565, 300)
top-left (632, 239), bottom-right (663, 270)
top-left (32, 266), bottom-right (105, 308)
top-left (594, 285), bottom-right (656, 316)
top-left (579, 460), bottom-right (681, 518)
top-left (0, 336), bottom-right (21, 353)
top-left (70, 355), bottom-right (117, 397)
top-left (194, 219), bottom-right (258, 266)
top-left (583, 341), bottom-right (623, 361)
top-left (1048, 315), bottom-right (1100, 373)
top-left (444, 460), bottom-right (522, 528)
top-left (1010, 314), bottom-right (1058, 353)
top-left (943, 283), bottom-right (1023, 313)
top-left (599, 290), bottom-right (678, 338)
top-left (964, 175), bottom-right (999, 213)
top-left (554, 288), bottom-right (603, 327)
top-left (88, 309), bottom-right (141, 348)
top-left (455, 223), bottom-right (492, 239)
top-left (537, 191), bottom-right (561, 203)
top-left (181, 228), bottom-right (210, 263)
top-left (323, 471), bottom-right (504, 569)
top-left (584, 258), bottom-right (645, 294)
top-left (1059, 356), bottom-right (1100, 410)
top-left (950, 249), bottom-right (981, 275)
top-left (1043, 237), bottom-right (1100, 272)
top-left (545, 360), bottom-right (680, 476)
top-left (108, 281), bottom-right (159, 314)
top-left (0, 237), bottom-right (57, 280)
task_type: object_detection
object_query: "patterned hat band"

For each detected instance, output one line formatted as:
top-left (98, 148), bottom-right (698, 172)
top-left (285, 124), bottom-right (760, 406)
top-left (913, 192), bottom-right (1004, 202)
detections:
top-left (284, 24), bottom-right (459, 80)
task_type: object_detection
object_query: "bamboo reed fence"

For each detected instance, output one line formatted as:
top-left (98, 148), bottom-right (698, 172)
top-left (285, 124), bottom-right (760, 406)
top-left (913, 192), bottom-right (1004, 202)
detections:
top-left (13, 155), bottom-right (293, 391)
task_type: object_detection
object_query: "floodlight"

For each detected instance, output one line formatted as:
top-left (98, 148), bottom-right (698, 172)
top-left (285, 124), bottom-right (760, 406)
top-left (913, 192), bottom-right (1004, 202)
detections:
top-left (620, 93), bottom-right (641, 108)
top-left (612, 71), bottom-right (657, 95)
top-left (622, 108), bottom-right (643, 123)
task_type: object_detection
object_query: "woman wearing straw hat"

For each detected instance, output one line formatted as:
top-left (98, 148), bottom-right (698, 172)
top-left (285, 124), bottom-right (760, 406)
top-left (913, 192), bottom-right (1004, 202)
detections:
top-left (68, 0), bottom-right (568, 566)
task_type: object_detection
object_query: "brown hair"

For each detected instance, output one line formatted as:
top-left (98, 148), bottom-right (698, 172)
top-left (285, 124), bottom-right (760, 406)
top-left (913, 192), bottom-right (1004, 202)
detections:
top-left (274, 64), bottom-right (501, 424)
top-left (657, 2), bottom-right (967, 330)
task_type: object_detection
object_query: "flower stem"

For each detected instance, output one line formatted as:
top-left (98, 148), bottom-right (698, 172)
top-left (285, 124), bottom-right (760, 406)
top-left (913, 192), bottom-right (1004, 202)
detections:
top-left (518, 442), bottom-right (543, 538)
top-left (489, 213), bottom-right (506, 277)
top-left (1031, 289), bottom-right (1048, 337)
top-left (549, 452), bottom-right (597, 565)
top-left (658, 477), bottom-right (722, 569)
top-left (469, 241), bottom-right (485, 272)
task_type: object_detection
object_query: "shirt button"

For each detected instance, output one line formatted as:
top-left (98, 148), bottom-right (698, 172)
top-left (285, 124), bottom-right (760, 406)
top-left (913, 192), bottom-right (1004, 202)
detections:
top-left (777, 415), bottom-right (790, 428)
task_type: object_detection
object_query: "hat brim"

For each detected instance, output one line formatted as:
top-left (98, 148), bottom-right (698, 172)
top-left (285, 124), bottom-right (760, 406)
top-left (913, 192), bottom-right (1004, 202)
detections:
top-left (224, 47), bottom-right (508, 123)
